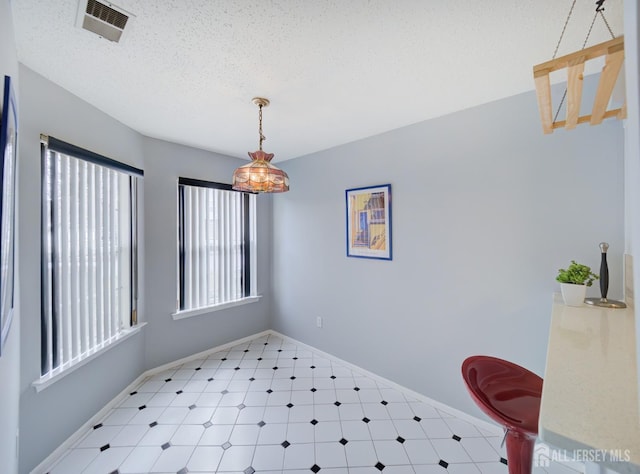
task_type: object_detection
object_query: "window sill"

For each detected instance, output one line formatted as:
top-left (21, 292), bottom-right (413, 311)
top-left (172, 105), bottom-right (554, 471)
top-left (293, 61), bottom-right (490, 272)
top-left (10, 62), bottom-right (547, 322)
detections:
top-left (172, 296), bottom-right (262, 321)
top-left (32, 323), bottom-right (147, 393)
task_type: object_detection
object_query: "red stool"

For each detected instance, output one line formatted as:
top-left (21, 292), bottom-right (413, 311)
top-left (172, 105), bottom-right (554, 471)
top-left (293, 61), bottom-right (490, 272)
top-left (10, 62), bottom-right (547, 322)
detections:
top-left (462, 356), bottom-right (543, 474)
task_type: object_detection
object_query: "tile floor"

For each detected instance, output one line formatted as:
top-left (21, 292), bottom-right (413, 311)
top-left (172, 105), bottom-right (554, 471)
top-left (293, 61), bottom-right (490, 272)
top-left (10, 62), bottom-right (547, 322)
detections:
top-left (44, 333), bottom-right (580, 474)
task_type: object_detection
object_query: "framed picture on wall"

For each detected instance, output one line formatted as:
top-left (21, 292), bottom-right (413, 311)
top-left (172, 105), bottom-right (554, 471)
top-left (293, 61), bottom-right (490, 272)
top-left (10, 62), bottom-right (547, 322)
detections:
top-left (345, 184), bottom-right (392, 260)
top-left (0, 76), bottom-right (18, 357)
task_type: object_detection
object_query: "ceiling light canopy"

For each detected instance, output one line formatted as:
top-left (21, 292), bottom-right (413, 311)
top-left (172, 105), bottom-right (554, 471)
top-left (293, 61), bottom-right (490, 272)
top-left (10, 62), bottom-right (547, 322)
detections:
top-left (232, 97), bottom-right (289, 193)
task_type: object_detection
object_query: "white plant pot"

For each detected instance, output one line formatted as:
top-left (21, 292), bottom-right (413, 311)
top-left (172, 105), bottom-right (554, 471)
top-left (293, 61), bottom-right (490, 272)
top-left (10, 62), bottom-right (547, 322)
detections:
top-left (560, 283), bottom-right (587, 306)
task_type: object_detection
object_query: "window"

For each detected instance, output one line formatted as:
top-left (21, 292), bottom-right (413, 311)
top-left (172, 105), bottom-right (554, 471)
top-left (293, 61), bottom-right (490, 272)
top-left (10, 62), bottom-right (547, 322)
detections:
top-left (177, 178), bottom-right (257, 314)
top-left (41, 136), bottom-right (142, 377)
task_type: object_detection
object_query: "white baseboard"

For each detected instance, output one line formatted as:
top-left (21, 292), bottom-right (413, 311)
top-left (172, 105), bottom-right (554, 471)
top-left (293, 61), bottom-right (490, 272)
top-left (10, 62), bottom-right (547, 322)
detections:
top-left (143, 330), bottom-right (272, 378)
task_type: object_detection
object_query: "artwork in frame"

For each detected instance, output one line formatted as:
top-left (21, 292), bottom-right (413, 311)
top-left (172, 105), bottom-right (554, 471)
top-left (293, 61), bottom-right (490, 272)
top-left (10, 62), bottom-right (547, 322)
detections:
top-left (0, 76), bottom-right (17, 357)
top-left (345, 184), bottom-right (392, 260)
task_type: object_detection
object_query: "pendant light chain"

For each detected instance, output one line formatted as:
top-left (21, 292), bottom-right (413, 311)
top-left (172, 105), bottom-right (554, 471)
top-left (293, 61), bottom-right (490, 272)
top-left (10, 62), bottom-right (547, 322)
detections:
top-left (552, 0), bottom-right (616, 124)
top-left (258, 103), bottom-right (266, 152)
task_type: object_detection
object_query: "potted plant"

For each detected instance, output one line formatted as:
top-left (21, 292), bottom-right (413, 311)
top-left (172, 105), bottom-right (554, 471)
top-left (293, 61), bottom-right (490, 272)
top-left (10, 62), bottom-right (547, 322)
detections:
top-left (556, 260), bottom-right (598, 306)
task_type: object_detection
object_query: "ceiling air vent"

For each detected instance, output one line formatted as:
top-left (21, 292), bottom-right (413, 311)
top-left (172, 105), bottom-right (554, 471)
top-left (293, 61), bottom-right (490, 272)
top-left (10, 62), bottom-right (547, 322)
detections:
top-left (76, 0), bottom-right (134, 43)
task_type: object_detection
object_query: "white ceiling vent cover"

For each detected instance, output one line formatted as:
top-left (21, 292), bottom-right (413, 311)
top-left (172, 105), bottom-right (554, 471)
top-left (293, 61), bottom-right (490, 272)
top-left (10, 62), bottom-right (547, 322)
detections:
top-left (76, 0), bottom-right (134, 43)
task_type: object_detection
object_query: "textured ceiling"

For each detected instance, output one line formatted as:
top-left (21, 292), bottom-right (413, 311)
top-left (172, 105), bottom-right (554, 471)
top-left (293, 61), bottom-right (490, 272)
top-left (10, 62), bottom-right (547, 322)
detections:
top-left (11, 0), bottom-right (624, 161)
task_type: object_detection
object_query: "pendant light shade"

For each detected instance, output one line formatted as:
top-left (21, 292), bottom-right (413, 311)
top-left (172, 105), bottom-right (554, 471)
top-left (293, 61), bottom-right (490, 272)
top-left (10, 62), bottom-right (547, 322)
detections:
top-left (232, 98), bottom-right (289, 193)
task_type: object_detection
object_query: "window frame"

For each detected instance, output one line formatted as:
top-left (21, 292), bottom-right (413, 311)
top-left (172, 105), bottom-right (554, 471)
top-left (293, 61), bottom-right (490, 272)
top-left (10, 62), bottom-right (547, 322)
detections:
top-left (40, 135), bottom-right (142, 379)
top-left (176, 177), bottom-right (257, 317)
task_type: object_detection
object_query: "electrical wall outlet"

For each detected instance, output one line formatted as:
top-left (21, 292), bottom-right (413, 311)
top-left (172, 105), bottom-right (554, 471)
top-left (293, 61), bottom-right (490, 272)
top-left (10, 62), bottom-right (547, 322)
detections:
top-left (316, 317), bottom-right (322, 328)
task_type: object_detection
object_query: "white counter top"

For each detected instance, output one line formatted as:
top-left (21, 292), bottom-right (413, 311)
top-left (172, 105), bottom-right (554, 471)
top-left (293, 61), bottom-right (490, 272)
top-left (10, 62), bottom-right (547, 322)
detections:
top-left (540, 294), bottom-right (640, 473)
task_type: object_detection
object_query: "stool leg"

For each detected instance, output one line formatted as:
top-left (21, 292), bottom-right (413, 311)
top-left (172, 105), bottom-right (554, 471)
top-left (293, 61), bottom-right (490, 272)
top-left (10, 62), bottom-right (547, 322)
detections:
top-left (505, 430), bottom-right (536, 474)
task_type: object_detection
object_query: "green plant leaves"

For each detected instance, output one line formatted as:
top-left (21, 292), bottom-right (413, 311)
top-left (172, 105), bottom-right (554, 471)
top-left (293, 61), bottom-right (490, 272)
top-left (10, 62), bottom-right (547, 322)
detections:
top-left (556, 260), bottom-right (598, 286)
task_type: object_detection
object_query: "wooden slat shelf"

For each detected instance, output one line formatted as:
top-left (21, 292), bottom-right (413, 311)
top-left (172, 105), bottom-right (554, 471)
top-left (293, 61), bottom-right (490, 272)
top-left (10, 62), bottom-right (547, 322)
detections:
top-left (533, 36), bottom-right (626, 134)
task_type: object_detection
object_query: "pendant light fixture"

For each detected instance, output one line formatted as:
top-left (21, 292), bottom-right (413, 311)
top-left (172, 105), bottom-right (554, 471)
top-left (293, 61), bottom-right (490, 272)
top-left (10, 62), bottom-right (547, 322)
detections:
top-left (232, 97), bottom-right (289, 193)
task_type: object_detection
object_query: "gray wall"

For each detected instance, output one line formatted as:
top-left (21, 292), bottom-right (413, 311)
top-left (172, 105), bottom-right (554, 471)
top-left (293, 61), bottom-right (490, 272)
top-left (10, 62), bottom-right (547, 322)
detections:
top-left (0, 0), bottom-right (20, 472)
top-left (271, 85), bottom-right (625, 421)
top-left (16, 66), bottom-right (272, 472)
top-left (142, 136), bottom-right (272, 369)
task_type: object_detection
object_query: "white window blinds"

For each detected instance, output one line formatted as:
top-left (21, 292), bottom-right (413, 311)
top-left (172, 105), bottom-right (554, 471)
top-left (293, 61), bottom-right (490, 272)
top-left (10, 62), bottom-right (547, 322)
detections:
top-left (41, 137), bottom-right (141, 377)
top-left (178, 179), bottom-right (257, 312)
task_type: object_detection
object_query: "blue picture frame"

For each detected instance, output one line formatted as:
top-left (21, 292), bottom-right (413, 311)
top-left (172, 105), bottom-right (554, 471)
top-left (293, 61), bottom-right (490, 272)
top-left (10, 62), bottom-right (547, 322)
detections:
top-left (345, 184), bottom-right (392, 260)
top-left (0, 76), bottom-right (18, 357)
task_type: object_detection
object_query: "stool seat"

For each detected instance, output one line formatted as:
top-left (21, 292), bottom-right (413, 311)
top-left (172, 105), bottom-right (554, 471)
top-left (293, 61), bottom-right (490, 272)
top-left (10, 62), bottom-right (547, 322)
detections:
top-left (462, 355), bottom-right (543, 474)
top-left (462, 355), bottom-right (543, 434)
